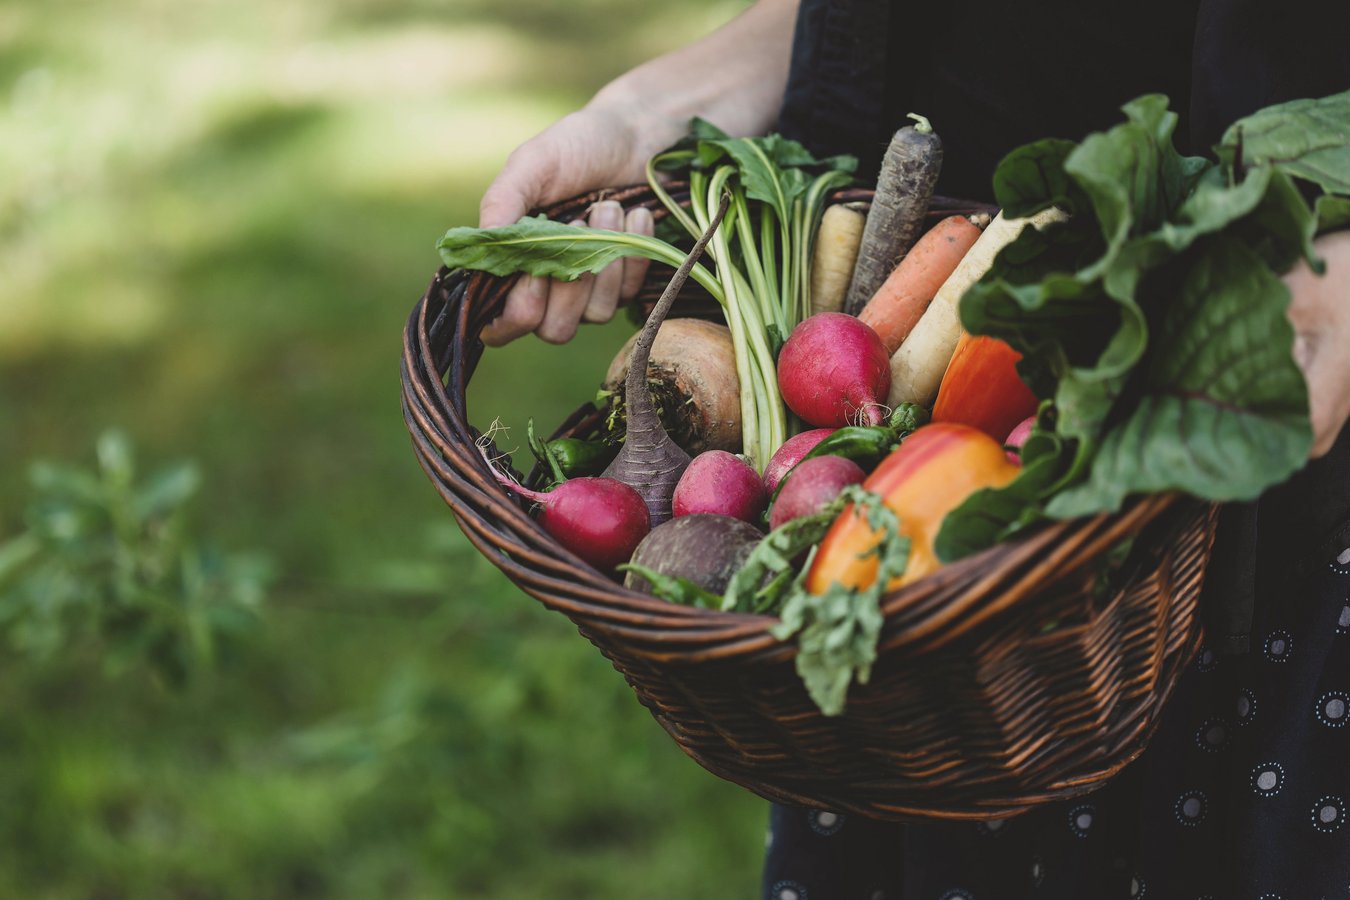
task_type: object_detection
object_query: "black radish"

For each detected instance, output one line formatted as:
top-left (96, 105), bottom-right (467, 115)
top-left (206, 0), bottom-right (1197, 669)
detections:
top-left (603, 193), bottom-right (730, 525)
top-left (622, 513), bottom-right (764, 596)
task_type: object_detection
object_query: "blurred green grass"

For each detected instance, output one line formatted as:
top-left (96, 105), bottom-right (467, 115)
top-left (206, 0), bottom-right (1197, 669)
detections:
top-left (0, 0), bottom-right (769, 896)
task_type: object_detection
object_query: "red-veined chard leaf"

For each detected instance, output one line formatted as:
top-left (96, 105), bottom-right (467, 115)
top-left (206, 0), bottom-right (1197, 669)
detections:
top-left (1047, 236), bottom-right (1312, 517)
top-left (1221, 89), bottom-right (1350, 196)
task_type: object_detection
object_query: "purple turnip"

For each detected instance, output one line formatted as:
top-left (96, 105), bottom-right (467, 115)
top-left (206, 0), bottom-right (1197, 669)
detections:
top-left (623, 513), bottom-right (764, 596)
top-left (602, 194), bottom-right (730, 525)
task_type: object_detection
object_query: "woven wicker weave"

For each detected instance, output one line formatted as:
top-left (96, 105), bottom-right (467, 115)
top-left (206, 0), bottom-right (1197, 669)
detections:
top-left (401, 186), bottom-right (1219, 821)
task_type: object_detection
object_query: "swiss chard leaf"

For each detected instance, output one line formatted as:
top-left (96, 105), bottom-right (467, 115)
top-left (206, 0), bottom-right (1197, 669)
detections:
top-left (1316, 194), bottom-right (1350, 233)
top-left (1221, 89), bottom-right (1350, 195)
top-left (960, 220), bottom-right (1142, 447)
top-left (992, 138), bottom-right (1090, 218)
top-left (1065, 94), bottom-right (1208, 269)
top-left (436, 216), bottom-right (720, 300)
top-left (1047, 236), bottom-right (1312, 517)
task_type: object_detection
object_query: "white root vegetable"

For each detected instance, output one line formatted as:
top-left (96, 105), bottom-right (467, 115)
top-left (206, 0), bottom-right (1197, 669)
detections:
top-left (603, 318), bottom-right (742, 454)
top-left (886, 207), bottom-right (1067, 407)
top-left (810, 203), bottom-right (867, 315)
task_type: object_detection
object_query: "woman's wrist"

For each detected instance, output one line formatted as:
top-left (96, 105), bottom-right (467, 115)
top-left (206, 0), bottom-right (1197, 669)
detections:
top-left (587, 0), bottom-right (800, 146)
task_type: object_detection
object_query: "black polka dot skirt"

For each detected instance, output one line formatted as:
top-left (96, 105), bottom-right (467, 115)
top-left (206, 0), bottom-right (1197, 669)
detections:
top-left (761, 538), bottom-right (1350, 899)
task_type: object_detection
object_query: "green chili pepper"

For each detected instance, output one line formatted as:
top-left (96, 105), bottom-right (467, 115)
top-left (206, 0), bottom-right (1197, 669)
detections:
top-left (799, 425), bottom-right (896, 469)
top-left (888, 402), bottom-right (930, 435)
top-left (526, 418), bottom-right (617, 486)
top-left (545, 437), bottom-right (617, 477)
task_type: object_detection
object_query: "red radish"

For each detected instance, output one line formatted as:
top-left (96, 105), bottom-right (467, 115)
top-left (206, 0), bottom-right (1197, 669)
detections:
top-left (672, 451), bottom-right (767, 524)
top-left (761, 428), bottom-right (836, 493)
top-left (486, 467), bottom-right (650, 572)
top-left (777, 313), bottom-right (891, 428)
top-left (1004, 415), bottom-right (1036, 464)
top-left (769, 455), bottom-right (866, 530)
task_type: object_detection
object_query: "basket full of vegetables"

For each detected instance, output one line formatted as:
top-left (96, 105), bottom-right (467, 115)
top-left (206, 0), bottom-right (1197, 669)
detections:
top-left (403, 93), bottom-right (1350, 820)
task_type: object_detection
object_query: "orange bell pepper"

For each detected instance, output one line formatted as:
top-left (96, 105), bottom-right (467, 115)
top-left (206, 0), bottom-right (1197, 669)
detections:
top-left (932, 333), bottom-right (1040, 442)
top-left (806, 423), bottom-right (1020, 593)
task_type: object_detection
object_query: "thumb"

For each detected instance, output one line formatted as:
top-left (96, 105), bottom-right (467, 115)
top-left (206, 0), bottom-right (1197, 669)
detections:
top-left (478, 179), bottom-right (529, 229)
top-left (479, 146), bottom-right (558, 228)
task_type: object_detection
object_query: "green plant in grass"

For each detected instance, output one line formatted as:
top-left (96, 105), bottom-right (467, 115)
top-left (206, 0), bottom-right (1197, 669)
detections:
top-left (0, 430), bottom-right (270, 685)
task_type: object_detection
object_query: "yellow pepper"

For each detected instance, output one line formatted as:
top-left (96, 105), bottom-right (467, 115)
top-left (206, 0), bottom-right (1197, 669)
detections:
top-left (806, 422), bottom-right (1020, 593)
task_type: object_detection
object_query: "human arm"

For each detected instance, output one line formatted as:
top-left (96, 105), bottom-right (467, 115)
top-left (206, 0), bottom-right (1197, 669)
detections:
top-left (1286, 230), bottom-right (1350, 457)
top-left (478, 0), bottom-right (801, 345)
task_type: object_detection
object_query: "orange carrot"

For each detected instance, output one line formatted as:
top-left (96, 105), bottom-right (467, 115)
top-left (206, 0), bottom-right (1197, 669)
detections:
top-left (857, 215), bottom-right (983, 355)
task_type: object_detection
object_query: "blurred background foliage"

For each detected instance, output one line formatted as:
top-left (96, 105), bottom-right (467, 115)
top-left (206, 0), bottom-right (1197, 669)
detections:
top-left (0, 0), bottom-right (768, 896)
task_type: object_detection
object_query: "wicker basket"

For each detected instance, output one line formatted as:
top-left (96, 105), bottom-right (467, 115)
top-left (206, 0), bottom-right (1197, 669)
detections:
top-left (401, 185), bottom-right (1219, 822)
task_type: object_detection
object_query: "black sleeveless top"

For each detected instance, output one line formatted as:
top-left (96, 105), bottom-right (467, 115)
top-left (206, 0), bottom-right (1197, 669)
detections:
top-left (764, 3), bottom-right (1350, 897)
top-left (779, 0), bottom-right (1349, 197)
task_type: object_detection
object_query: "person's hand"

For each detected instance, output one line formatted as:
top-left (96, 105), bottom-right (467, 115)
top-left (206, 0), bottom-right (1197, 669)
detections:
top-left (473, 0), bottom-right (800, 346)
top-left (1285, 230), bottom-right (1350, 457)
top-left (477, 103), bottom-right (683, 346)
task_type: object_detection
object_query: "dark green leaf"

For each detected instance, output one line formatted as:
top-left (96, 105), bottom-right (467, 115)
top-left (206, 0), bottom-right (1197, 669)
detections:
top-left (616, 564), bottom-right (723, 609)
top-left (1233, 167), bottom-right (1319, 274)
top-left (1316, 194), bottom-right (1350, 232)
top-left (1064, 94), bottom-right (1205, 260)
top-left (1221, 90), bottom-right (1350, 195)
top-left (437, 216), bottom-right (690, 284)
top-left (992, 138), bottom-right (1088, 218)
top-left (1047, 237), bottom-right (1312, 517)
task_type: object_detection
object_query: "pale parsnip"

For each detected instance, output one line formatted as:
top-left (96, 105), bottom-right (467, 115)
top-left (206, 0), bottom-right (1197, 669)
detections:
top-left (809, 203), bottom-right (867, 315)
top-left (886, 208), bottom-right (1067, 407)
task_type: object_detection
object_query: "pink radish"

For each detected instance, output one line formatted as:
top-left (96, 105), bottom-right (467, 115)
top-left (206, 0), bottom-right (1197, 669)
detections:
top-left (672, 451), bottom-right (767, 524)
top-left (777, 312), bottom-right (891, 428)
top-left (761, 428), bottom-right (836, 493)
top-left (489, 469), bottom-right (650, 573)
top-left (1004, 415), bottom-right (1036, 464)
top-left (769, 455), bottom-right (866, 530)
